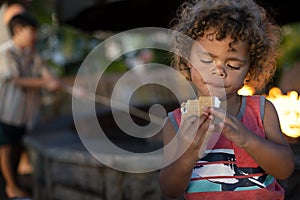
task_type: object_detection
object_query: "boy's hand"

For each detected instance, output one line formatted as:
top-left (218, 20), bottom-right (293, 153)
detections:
top-left (178, 113), bottom-right (214, 159)
top-left (205, 107), bottom-right (250, 148)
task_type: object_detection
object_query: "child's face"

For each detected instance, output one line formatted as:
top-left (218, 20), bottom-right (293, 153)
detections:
top-left (189, 30), bottom-right (250, 100)
top-left (15, 26), bottom-right (37, 48)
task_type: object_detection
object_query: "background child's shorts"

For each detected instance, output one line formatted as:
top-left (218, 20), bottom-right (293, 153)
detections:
top-left (0, 121), bottom-right (26, 145)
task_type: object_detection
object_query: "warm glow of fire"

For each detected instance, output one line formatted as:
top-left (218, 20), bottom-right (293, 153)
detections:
top-left (238, 86), bottom-right (254, 96)
top-left (238, 86), bottom-right (300, 138)
top-left (267, 87), bottom-right (300, 138)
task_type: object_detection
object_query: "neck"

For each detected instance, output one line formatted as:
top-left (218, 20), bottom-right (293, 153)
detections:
top-left (220, 93), bottom-right (241, 116)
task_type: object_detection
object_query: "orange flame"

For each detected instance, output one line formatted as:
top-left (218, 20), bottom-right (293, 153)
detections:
top-left (266, 87), bottom-right (300, 138)
top-left (238, 86), bottom-right (300, 138)
top-left (238, 86), bottom-right (254, 96)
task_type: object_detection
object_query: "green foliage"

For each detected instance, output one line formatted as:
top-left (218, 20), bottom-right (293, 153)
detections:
top-left (103, 48), bottom-right (171, 73)
top-left (271, 22), bottom-right (300, 87)
top-left (28, 0), bottom-right (54, 24)
top-left (28, 1), bottom-right (173, 77)
top-left (277, 23), bottom-right (300, 68)
top-left (105, 57), bottom-right (128, 73)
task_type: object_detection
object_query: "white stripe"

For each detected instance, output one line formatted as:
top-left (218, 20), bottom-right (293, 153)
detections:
top-left (204, 149), bottom-right (234, 154)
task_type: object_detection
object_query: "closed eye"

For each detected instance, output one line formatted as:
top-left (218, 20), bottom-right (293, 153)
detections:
top-left (200, 59), bottom-right (213, 64)
top-left (227, 64), bottom-right (240, 70)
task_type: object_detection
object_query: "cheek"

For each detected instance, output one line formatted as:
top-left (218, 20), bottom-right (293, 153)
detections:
top-left (190, 67), bottom-right (203, 82)
top-left (230, 73), bottom-right (247, 88)
top-left (191, 68), bottom-right (208, 89)
top-left (24, 30), bottom-right (36, 41)
top-left (239, 70), bottom-right (249, 81)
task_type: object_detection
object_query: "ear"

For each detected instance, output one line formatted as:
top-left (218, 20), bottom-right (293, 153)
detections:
top-left (243, 72), bottom-right (251, 85)
top-left (238, 72), bottom-right (251, 90)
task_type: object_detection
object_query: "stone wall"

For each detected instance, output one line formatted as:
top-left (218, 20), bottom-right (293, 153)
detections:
top-left (24, 127), bottom-right (183, 200)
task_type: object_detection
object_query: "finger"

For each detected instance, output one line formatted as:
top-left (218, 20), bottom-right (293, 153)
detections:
top-left (194, 115), bottom-right (212, 143)
top-left (198, 123), bottom-right (216, 153)
top-left (179, 114), bottom-right (209, 144)
top-left (206, 107), bottom-right (226, 124)
top-left (213, 121), bottom-right (225, 134)
top-left (180, 113), bottom-right (208, 130)
top-left (179, 115), bottom-right (198, 129)
top-left (178, 115), bottom-right (199, 137)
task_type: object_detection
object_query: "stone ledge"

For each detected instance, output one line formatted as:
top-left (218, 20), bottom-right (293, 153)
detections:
top-left (23, 123), bottom-right (181, 200)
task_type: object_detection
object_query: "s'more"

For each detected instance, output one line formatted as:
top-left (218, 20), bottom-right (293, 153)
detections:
top-left (181, 96), bottom-right (220, 122)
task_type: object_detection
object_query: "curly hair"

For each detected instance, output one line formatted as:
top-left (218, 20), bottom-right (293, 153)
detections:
top-left (169, 0), bottom-right (282, 92)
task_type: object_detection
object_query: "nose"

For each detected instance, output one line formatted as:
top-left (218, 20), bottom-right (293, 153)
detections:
top-left (217, 68), bottom-right (227, 78)
top-left (211, 60), bottom-right (227, 78)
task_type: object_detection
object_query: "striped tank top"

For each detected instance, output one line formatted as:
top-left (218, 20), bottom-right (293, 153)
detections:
top-left (168, 95), bottom-right (285, 200)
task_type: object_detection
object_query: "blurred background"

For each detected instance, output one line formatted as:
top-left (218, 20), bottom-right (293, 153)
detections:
top-left (4, 0), bottom-right (300, 199)
top-left (25, 0), bottom-right (300, 119)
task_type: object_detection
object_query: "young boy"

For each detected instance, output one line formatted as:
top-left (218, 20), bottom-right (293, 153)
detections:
top-left (0, 12), bottom-right (61, 198)
top-left (159, 0), bottom-right (294, 199)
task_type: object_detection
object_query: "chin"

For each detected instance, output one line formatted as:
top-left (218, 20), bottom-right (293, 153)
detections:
top-left (198, 91), bottom-right (226, 102)
top-left (206, 90), bottom-right (226, 100)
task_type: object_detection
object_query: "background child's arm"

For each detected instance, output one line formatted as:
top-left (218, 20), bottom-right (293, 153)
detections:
top-left (11, 67), bottom-right (61, 91)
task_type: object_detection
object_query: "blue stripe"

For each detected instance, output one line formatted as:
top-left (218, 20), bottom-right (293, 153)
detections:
top-left (260, 96), bottom-right (265, 121)
top-left (234, 185), bottom-right (260, 191)
top-left (168, 112), bottom-right (179, 131)
top-left (187, 179), bottom-right (221, 192)
top-left (237, 96), bottom-right (246, 120)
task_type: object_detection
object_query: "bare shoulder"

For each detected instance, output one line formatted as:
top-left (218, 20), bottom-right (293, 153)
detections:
top-left (263, 98), bottom-right (287, 144)
top-left (264, 98), bottom-right (278, 115)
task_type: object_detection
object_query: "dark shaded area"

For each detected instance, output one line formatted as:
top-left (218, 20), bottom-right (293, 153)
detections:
top-left (96, 101), bottom-right (179, 153)
top-left (55, 0), bottom-right (183, 32)
top-left (278, 142), bottom-right (300, 200)
top-left (94, 83), bottom-right (180, 152)
top-left (255, 0), bottom-right (300, 26)
top-left (55, 0), bottom-right (300, 32)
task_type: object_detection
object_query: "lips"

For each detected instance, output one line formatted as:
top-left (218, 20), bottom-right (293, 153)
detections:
top-left (205, 82), bottom-right (226, 88)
